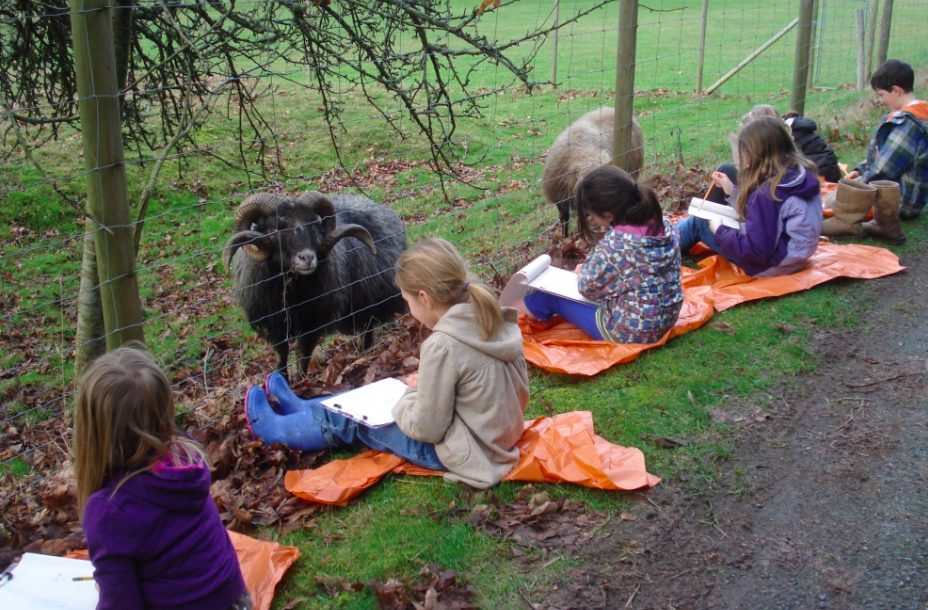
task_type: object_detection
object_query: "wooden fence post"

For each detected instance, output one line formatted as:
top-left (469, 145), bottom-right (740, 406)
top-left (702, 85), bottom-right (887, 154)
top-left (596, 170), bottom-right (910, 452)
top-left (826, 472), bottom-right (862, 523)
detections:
top-left (790, 0), bottom-right (815, 114)
top-left (864, 0), bottom-right (880, 80)
top-left (806, 0), bottom-right (819, 92)
top-left (856, 10), bottom-right (867, 90)
top-left (551, 0), bottom-right (560, 86)
top-left (69, 0), bottom-right (144, 349)
top-left (613, 0), bottom-right (639, 173)
top-left (695, 0), bottom-right (709, 96)
top-left (877, 0), bottom-right (894, 67)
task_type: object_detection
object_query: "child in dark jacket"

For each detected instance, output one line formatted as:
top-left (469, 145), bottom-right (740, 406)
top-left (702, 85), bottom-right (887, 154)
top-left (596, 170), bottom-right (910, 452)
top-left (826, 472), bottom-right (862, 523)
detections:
top-left (676, 117), bottom-right (822, 277)
top-left (783, 111), bottom-right (842, 183)
top-left (74, 345), bottom-right (251, 610)
top-left (710, 105), bottom-right (840, 203)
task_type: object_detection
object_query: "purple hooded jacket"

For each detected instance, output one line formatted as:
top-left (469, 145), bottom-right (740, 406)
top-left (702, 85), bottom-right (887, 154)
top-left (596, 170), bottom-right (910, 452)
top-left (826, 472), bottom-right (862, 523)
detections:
top-left (83, 457), bottom-right (245, 610)
top-left (714, 165), bottom-right (822, 277)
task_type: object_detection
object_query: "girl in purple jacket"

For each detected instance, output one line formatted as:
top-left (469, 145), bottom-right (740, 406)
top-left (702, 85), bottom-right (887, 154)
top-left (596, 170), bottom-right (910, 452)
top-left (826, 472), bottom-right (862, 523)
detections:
top-left (74, 345), bottom-right (251, 610)
top-left (676, 117), bottom-right (822, 277)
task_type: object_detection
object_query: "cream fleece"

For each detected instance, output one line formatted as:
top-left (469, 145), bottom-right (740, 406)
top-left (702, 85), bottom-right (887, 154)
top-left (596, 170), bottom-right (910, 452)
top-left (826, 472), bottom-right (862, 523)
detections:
top-left (392, 304), bottom-right (529, 488)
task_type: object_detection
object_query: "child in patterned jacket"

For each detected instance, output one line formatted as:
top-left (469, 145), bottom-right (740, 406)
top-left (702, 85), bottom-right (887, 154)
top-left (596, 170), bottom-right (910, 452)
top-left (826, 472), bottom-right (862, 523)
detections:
top-left (520, 165), bottom-right (683, 344)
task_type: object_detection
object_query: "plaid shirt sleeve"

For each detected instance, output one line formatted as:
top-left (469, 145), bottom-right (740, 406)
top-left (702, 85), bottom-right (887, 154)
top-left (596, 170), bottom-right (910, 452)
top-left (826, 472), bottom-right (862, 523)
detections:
top-left (863, 119), bottom-right (921, 182)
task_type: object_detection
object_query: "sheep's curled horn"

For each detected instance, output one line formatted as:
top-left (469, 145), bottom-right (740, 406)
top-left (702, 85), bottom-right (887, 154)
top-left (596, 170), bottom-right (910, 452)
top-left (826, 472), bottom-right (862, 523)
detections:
top-left (293, 192), bottom-right (378, 258)
top-left (222, 191), bottom-right (378, 273)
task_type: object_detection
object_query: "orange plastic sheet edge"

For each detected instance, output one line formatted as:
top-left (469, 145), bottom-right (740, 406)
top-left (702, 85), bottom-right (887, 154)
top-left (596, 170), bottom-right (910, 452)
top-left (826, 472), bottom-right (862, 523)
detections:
top-left (285, 411), bottom-right (659, 506)
top-left (523, 242), bottom-right (903, 376)
top-left (65, 532), bottom-right (300, 610)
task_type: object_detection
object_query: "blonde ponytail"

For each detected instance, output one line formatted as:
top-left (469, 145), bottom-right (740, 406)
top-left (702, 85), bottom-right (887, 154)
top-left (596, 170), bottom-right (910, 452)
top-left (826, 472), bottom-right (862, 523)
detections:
top-left (396, 238), bottom-right (504, 340)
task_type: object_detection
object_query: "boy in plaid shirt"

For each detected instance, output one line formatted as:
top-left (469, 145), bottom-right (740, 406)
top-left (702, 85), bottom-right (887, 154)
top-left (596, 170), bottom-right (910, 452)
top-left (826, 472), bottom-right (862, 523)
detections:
top-left (848, 59), bottom-right (928, 219)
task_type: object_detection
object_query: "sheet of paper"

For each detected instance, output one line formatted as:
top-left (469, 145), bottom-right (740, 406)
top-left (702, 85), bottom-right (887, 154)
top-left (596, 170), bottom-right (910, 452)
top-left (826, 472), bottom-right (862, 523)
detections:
top-left (498, 254), bottom-right (552, 306)
top-left (688, 197), bottom-right (740, 229)
top-left (0, 553), bottom-right (98, 610)
top-left (526, 266), bottom-right (598, 305)
top-left (320, 377), bottom-right (407, 428)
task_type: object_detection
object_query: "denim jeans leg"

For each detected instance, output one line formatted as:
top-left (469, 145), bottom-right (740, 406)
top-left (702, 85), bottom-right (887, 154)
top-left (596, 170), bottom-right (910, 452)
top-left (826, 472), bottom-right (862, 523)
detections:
top-left (675, 215), bottom-right (719, 253)
top-left (307, 403), bottom-right (446, 471)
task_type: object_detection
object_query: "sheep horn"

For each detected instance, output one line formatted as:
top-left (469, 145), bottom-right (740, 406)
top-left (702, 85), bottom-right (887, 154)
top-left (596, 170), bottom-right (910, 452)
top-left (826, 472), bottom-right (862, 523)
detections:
top-left (295, 191), bottom-right (336, 236)
top-left (319, 224), bottom-right (377, 259)
top-left (222, 231), bottom-right (271, 272)
top-left (233, 193), bottom-right (288, 233)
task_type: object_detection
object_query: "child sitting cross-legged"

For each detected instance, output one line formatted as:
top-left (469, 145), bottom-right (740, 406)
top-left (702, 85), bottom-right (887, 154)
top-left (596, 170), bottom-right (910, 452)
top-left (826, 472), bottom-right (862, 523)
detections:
top-left (675, 116), bottom-right (823, 277)
top-left (518, 165), bottom-right (683, 344)
top-left (848, 59), bottom-right (928, 226)
top-left (75, 344), bottom-right (252, 610)
top-left (245, 237), bottom-right (530, 489)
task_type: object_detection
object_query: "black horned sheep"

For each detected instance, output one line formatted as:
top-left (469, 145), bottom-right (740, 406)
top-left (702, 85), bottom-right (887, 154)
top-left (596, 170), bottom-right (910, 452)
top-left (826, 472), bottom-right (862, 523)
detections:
top-left (542, 107), bottom-right (645, 236)
top-left (223, 191), bottom-right (407, 375)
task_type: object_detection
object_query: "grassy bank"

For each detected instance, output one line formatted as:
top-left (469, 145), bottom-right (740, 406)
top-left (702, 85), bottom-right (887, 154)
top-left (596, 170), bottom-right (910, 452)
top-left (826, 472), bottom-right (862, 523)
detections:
top-left (1, 1), bottom-right (927, 608)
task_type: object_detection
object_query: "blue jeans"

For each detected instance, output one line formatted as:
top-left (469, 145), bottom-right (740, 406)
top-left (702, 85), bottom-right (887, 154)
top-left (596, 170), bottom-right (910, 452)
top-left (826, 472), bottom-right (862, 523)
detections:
top-left (292, 395), bottom-right (446, 471)
top-left (674, 215), bottom-right (747, 269)
top-left (523, 290), bottom-right (605, 340)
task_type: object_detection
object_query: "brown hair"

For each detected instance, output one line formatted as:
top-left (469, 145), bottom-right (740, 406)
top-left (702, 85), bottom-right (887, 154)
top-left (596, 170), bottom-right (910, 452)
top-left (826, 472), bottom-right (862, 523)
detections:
top-left (73, 343), bottom-right (204, 516)
top-left (574, 165), bottom-right (664, 241)
top-left (870, 59), bottom-right (914, 93)
top-left (734, 117), bottom-right (818, 219)
top-left (395, 238), bottom-right (504, 340)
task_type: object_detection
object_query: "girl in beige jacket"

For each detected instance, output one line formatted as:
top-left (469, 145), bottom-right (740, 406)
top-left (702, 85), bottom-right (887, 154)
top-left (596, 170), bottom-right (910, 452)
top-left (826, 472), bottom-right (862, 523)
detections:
top-left (245, 238), bottom-right (530, 489)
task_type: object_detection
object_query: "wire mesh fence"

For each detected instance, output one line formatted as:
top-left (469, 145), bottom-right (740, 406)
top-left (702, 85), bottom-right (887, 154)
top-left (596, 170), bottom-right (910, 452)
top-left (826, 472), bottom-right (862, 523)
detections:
top-left (1, 0), bottom-right (925, 551)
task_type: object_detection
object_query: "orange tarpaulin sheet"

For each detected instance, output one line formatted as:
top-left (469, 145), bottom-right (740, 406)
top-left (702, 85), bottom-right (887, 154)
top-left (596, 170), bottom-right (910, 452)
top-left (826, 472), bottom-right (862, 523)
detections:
top-left (65, 532), bottom-right (299, 610)
top-left (285, 411), bottom-right (659, 506)
top-left (680, 242), bottom-right (904, 312)
top-left (523, 242), bottom-right (903, 376)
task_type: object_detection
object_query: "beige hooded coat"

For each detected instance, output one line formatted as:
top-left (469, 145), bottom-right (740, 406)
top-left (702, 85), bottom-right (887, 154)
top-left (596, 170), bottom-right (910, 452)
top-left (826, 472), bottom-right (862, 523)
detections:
top-left (392, 304), bottom-right (529, 488)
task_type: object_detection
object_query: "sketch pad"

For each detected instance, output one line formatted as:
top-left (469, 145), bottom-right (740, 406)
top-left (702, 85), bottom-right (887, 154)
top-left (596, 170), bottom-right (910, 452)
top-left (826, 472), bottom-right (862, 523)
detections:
top-left (0, 553), bottom-right (98, 610)
top-left (320, 377), bottom-right (407, 428)
top-left (687, 197), bottom-right (741, 229)
top-left (499, 254), bottom-right (598, 307)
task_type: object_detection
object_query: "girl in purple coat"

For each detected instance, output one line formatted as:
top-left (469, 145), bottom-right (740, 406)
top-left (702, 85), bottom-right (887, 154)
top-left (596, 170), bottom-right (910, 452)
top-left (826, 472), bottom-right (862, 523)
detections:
top-left (74, 344), bottom-right (251, 610)
top-left (675, 117), bottom-right (822, 277)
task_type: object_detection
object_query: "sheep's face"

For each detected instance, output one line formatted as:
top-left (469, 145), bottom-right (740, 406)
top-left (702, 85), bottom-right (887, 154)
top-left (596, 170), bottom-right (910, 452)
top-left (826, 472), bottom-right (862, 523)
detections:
top-left (253, 204), bottom-right (327, 276)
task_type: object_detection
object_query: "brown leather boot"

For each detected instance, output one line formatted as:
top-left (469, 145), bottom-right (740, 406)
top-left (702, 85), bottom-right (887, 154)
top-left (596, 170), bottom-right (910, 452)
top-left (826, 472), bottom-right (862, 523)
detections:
top-left (862, 180), bottom-right (906, 244)
top-left (821, 179), bottom-right (876, 238)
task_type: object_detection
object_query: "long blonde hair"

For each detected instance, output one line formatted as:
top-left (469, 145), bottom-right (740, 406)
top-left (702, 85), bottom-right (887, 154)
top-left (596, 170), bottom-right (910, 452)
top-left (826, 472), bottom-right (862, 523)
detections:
top-left (73, 343), bottom-right (205, 516)
top-left (735, 116), bottom-right (818, 218)
top-left (395, 238), bottom-right (504, 340)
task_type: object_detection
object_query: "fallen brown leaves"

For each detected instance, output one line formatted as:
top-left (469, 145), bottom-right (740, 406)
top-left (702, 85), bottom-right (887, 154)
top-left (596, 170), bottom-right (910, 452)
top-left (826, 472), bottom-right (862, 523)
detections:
top-left (464, 485), bottom-right (607, 556)
top-left (365, 563), bottom-right (477, 610)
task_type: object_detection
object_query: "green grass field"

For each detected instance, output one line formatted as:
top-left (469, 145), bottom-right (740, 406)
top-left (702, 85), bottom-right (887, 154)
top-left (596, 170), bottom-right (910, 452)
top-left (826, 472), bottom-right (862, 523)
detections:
top-left (2, 1), bottom-right (928, 608)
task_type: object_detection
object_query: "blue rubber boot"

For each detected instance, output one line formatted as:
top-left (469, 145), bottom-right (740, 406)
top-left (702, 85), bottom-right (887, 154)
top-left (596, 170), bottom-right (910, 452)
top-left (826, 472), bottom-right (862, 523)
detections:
top-left (264, 372), bottom-right (325, 415)
top-left (244, 386), bottom-right (330, 451)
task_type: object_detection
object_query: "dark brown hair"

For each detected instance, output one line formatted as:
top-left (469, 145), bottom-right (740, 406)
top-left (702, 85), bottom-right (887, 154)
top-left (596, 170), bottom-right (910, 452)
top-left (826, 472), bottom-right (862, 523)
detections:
top-left (870, 59), bottom-right (915, 93)
top-left (574, 165), bottom-right (663, 242)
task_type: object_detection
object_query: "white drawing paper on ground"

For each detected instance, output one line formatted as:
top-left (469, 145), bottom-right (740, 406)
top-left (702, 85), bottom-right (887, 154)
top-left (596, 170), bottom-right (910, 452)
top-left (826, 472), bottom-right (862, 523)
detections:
top-left (320, 377), bottom-right (408, 428)
top-left (498, 254), bottom-right (598, 307)
top-left (0, 553), bottom-right (98, 610)
top-left (687, 197), bottom-right (741, 229)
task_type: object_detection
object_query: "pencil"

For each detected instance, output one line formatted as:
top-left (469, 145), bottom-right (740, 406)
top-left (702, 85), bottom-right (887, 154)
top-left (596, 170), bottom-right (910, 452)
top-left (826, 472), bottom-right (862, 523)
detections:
top-left (703, 179), bottom-right (714, 201)
top-left (72, 576), bottom-right (94, 582)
